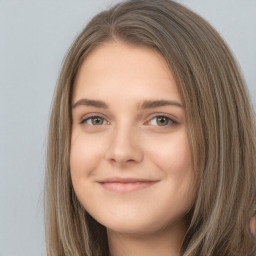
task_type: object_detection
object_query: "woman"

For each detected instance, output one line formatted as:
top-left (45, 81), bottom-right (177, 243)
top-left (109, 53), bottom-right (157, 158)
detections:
top-left (44, 0), bottom-right (256, 255)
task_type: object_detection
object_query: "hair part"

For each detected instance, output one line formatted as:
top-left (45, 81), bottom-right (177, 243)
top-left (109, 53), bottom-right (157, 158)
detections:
top-left (45, 1), bottom-right (256, 255)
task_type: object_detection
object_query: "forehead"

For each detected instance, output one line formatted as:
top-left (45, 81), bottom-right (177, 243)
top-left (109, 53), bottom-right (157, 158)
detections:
top-left (72, 41), bottom-right (181, 104)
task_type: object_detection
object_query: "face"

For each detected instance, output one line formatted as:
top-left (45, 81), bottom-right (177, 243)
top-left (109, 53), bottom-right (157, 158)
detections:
top-left (70, 41), bottom-right (195, 235)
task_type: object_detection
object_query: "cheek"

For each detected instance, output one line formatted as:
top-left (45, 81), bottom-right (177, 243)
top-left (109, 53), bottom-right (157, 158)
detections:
top-left (146, 130), bottom-right (192, 175)
top-left (145, 130), bottom-right (195, 205)
top-left (70, 131), bottom-right (103, 178)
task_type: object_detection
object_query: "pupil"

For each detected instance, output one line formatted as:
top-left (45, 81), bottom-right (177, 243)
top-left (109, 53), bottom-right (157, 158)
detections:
top-left (93, 117), bottom-right (103, 125)
top-left (157, 116), bottom-right (168, 126)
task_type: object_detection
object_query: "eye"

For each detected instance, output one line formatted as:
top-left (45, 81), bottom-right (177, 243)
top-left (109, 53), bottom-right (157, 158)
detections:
top-left (148, 115), bottom-right (175, 126)
top-left (80, 116), bottom-right (109, 126)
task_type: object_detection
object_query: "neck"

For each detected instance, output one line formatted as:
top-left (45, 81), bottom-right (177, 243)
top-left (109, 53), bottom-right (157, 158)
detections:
top-left (107, 220), bottom-right (186, 256)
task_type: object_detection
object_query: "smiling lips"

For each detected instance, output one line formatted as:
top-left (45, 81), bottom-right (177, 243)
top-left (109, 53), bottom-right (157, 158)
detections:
top-left (98, 177), bottom-right (159, 193)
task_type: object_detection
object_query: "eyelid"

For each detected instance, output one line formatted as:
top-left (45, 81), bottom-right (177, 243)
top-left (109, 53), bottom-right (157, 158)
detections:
top-left (79, 113), bottom-right (110, 125)
top-left (78, 112), bottom-right (178, 126)
top-left (145, 113), bottom-right (178, 126)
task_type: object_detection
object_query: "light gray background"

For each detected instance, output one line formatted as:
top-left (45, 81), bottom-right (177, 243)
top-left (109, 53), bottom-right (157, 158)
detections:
top-left (0, 1), bottom-right (255, 255)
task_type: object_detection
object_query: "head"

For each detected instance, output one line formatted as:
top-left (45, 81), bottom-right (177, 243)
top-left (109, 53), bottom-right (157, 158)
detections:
top-left (45, 1), bottom-right (256, 256)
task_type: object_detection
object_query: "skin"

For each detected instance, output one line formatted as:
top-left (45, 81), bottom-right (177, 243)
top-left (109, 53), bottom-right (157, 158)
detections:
top-left (70, 41), bottom-right (195, 256)
top-left (251, 216), bottom-right (256, 237)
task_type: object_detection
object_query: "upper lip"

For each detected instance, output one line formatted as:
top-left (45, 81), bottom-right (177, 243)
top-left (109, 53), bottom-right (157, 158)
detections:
top-left (98, 177), bottom-right (159, 183)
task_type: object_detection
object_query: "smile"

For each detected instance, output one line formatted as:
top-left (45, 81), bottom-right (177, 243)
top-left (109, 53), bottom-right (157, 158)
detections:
top-left (98, 179), bottom-right (159, 193)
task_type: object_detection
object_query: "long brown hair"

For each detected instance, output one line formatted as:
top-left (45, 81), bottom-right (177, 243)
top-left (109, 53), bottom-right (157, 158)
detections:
top-left (44, 0), bottom-right (256, 255)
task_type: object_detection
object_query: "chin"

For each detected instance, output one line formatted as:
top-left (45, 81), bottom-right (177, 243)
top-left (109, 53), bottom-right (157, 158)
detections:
top-left (97, 213), bottom-right (171, 236)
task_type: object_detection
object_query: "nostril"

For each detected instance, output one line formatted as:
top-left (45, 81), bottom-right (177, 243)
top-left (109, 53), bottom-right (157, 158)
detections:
top-left (105, 137), bottom-right (144, 164)
top-left (109, 157), bottom-right (136, 164)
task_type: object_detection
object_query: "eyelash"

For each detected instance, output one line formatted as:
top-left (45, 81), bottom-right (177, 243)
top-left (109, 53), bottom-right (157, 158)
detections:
top-left (80, 114), bottom-right (109, 126)
top-left (80, 113), bottom-right (177, 127)
top-left (147, 115), bottom-right (176, 126)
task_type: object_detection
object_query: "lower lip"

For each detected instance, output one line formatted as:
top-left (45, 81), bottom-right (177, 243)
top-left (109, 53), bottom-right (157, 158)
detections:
top-left (99, 181), bottom-right (159, 193)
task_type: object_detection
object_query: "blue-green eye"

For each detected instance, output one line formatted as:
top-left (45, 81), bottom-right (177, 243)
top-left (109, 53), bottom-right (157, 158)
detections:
top-left (149, 116), bottom-right (174, 126)
top-left (81, 116), bottom-right (107, 126)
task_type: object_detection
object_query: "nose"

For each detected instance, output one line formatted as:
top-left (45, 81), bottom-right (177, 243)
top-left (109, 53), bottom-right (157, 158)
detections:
top-left (104, 125), bottom-right (144, 165)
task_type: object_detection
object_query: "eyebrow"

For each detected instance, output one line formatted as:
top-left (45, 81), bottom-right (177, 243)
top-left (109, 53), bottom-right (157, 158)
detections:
top-left (72, 99), bottom-right (108, 109)
top-left (72, 98), bottom-right (183, 109)
top-left (140, 99), bottom-right (183, 109)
